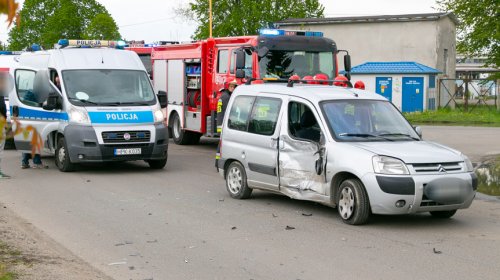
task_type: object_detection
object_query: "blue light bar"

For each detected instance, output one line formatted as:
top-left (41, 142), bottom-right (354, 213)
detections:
top-left (259, 29), bottom-right (285, 36)
top-left (57, 39), bottom-right (128, 49)
top-left (0, 51), bottom-right (13, 55)
top-left (31, 44), bottom-right (41, 51)
top-left (259, 29), bottom-right (323, 37)
top-left (58, 39), bottom-right (69, 47)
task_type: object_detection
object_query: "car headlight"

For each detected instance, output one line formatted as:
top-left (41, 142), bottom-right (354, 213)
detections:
top-left (68, 106), bottom-right (90, 125)
top-left (372, 155), bottom-right (409, 175)
top-left (462, 154), bottom-right (473, 172)
top-left (153, 108), bottom-right (165, 123)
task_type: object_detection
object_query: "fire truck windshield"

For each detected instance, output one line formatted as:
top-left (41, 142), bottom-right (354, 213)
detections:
top-left (259, 50), bottom-right (335, 79)
top-left (62, 70), bottom-right (156, 106)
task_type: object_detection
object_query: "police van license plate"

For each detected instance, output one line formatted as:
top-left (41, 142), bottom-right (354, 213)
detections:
top-left (114, 148), bottom-right (141, 156)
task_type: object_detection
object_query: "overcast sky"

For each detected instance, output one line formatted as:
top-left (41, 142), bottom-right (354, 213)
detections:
top-left (0, 0), bottom-right (439, 45)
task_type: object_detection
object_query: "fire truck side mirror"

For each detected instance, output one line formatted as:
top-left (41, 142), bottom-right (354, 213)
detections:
top-left (235, 69), bottom-right (245, 79)
top-left (344, 54), bottom-right (352, 73)
top-left (235, 49), bottom-right (245, 70)
top-left (157, 90), bottom-right (167, 109)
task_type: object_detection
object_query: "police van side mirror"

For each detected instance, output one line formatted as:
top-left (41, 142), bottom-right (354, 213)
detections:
top-left (157, 90), bottom-right (167, 109)
top-left (33, 69), bottom-right (55, 103)
top-left (42, 92), bottom-right (62, 111)
top-left (235, 49), bottom-right (245, 70)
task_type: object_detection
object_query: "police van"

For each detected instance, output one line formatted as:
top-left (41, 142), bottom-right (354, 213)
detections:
top-left (9, 40), bottom-right (169, 171)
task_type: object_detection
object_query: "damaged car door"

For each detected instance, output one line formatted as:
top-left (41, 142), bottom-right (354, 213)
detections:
top-left (278, 99), bottom-right (328, 198)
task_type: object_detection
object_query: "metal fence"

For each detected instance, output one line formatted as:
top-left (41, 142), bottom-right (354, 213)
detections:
top-left (438, 78), bottom-right (498, 112)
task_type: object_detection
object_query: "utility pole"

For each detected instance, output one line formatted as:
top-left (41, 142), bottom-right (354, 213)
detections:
top-left (209, 0), bottom-right (213, 38)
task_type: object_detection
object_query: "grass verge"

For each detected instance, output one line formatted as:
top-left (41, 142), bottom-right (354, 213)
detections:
top-left (404, 106), bottom-right (500, 127)
top-left (0, 242), bottom-right (18, 280)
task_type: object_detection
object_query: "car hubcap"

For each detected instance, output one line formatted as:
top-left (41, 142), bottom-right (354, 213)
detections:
top-left (227, 167), bottom-right (242, 194)
top-left (339, 186), bottom-right (355, 219)
top-left (58, 145), bottom-right (66, 164)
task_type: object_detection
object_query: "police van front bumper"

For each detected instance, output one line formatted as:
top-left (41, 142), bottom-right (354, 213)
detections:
top-left (64, 124), bottom-right (168, 163)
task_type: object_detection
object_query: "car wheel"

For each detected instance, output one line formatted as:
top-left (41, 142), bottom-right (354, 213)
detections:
top-left (55, 137), bottom-right (76, 172)
top-left (430, 210), bottom-right (457, 219)
top-left (225, 161), bottom-right (252, 199)
top-left (147, 158), bottom-right (167, 169)
top-left (336, 178), bottom-right (370, 225)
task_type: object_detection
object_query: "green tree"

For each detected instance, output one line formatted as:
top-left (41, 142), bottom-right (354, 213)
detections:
top-left (84, 13), bottom-right (121, 40)
top-left (8, 0), bottom-right (120, 50)
top-left (177, 0), bottom-right (324, 39)
top-left (438, 0), bottom-right (499, 78)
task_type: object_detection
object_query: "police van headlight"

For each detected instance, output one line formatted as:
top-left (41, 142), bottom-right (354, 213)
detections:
top-left (68, 106), bottom-right (90, 125)
top-left (153, 108), bottom-right (165, 123)
top-left (372, 155), bottom-right (409, 175)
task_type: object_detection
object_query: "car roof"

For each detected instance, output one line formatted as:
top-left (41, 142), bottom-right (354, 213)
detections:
top-left (233, 83), bottom-right (387, 103)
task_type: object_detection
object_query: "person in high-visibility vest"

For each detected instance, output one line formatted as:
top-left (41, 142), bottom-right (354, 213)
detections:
top-left (215, 79), bottom-right (237, 167)
top-left (216, 79), bottom-right (238, 133)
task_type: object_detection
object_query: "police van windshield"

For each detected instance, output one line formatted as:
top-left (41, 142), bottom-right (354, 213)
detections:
top-left (321, 100), bottom-right (420, 142)
top-left (259, 51), bottom-right (335, 79)
top-left (62, 70), bottom-right (155, 106)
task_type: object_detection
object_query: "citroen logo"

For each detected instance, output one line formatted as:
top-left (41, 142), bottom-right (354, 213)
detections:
top-left (123, 133), bottom-right (131, 141)
top-left (437, 165), bottom-right (447, 173)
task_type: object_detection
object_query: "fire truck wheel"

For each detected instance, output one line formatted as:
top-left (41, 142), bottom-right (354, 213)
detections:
top-left (170, 112), bottom-right (197, 145)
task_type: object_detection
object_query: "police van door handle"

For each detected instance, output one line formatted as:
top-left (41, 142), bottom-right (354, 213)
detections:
top-left (12, 106), bottom-right (19, 117)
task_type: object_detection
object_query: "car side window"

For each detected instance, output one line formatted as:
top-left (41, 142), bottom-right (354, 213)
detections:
top-left (217, 50), bottom-right (229, 74)
top-left (228, 95), bottom-right (255, 131)
top-left (288, 101), bottom-right (321, 142)
top-left (248, 97), bottom-right (282, 136)
top-left (15, 69), bottom-right (41, 108)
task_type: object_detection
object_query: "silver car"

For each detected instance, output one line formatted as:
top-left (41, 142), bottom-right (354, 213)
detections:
top-left (217, 84), bottom-right (476, 225)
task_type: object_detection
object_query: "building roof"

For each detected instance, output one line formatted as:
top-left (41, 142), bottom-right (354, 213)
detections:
top-left (276, 12), bottom-right (458, 27)
top-left (345, 62), bottom-right (442, 74)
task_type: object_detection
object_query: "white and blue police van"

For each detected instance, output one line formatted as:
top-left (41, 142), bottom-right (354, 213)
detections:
top-left (9, 40), bottom-right (168, 171)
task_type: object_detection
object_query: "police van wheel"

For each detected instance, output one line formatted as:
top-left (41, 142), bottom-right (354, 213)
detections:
top-left (171, 113), bottom-right (197, 145)
top-left (336, 178), bottom-right (370, 225)
top-left (147, 158), bottom-right (167, 169)
top-left (55, 137), bottom-right (76, 172)
top-left (225, 161), bottom-right (252, 199)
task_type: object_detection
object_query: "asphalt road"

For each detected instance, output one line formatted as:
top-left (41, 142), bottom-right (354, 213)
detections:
top-left (0, 126), bottom-right (499, 280)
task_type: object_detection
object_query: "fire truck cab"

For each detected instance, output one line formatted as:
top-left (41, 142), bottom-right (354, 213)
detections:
top-left (151, 29), bottom-right (351, 145)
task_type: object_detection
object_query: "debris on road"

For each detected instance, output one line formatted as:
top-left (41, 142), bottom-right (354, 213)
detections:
top-left (433, 248), bottom-right (442, 254)
top-left (272, 213), bottom-right (278, 218)
top-left (128, 266), bottom-right (135, 270)
top-left (231, 226), bottom-right (237, 230)
top-left (301, 213), bottom-right (313, 217)
top-left (108, 261), bottom-right (127, 266)
top-left (146, 239), bottom-right (158, 243)
top-left (285, 226), bottom-right (295, 230)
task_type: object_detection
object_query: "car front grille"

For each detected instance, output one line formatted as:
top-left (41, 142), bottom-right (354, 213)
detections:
top-left (102, 131), bottom-right (151, 143)
top-left (411, 162), bottom-right (463, 174)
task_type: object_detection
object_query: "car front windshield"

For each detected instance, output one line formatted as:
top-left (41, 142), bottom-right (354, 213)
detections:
top-left (259, 50), bottom-right (335, 79)
top-left (62, 70), bottom-right (156, 106)
top-left (321, 100), bottom-right (420, 142)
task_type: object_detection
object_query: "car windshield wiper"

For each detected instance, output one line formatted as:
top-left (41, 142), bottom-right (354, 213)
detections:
top-left (338, 133), bottom-right (394, 141)
top-left (377, 133), bottom-right (420, 141)
top-left (68, 97), bottom-right (98, 105)
top-left (101, 101), bottom-right (152, 106)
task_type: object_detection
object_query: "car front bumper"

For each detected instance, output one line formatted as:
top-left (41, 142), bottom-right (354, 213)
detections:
top-left (362, 172), bottom-right (477, 215)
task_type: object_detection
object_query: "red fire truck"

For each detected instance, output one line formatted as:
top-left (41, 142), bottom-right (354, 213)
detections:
top-left (151, 29), bottom-right (352, 145)
top-left (126, 40), bottom-right (180, 78)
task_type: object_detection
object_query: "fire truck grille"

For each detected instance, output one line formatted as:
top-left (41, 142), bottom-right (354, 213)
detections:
top-left (102, 131), bottom-right (151, 143)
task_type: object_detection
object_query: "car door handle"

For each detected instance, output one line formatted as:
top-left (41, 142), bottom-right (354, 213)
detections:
top-left (12, 106), bottom-right (19, 117)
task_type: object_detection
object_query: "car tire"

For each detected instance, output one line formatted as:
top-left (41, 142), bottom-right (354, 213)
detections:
top-left (55, 137), bottom-right (76, 172)
top-left (430, 210), bottom-right (457, 219)
top-left (147, 155), bottom-right (168, 170)
top-left (225, 161), bottom-right (252, 199)
top-left (336, 178), bottom-right (370, 225)
top-left (170, 113), bottom-right (199, 145)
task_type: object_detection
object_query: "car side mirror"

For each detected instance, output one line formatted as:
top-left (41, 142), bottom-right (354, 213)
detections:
top-left (157, 90), bottom-right (167, 109)
top-left (414, 126), bottom-right (422, 138)
top-left (0, 73), bottom-right (14, 97)
top-left (235, 69), bottom-right (246, 79)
